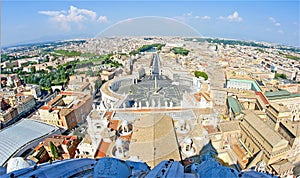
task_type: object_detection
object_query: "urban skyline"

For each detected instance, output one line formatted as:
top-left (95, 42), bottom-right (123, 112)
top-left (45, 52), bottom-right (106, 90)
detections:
top-left (1, 0), bottom-right (299, 47)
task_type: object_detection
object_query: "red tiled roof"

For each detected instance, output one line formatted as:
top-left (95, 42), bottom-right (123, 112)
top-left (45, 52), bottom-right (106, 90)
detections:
top-left (62, 140), bottom-right (68, 144)
top-left (119, 134), bottom-right (132, 141)
top-left (233, 144), bottom-right (246, 160)
top-left (202, 92), bottom-right (211, 101)
top-left (40, 105), bottom-right (51, 110)
top-left (94, 140), bottom-right (111, 158)
top-left (203, 125), bottom-right (219, 134)
top-left (47, 95), bottom-right (63, 106)
top-left (34, 144), bottom-right (43, 151)
top-left (194, 93), bottom-right (202, 102)
top-left (104, 111), bottom-right (113, 120)
top-left (108, 120), bottom-right (119, 131)
top-left (60, 91), bottom-right (85, 97)
top-left (255, 92), bottom-right (269, 105)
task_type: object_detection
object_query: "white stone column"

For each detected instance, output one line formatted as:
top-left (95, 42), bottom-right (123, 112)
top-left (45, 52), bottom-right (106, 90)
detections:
top-left (170, 101), bottom-right (173, 109)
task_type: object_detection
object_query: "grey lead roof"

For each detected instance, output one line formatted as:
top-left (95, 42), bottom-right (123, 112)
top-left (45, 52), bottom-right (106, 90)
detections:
top-left (0, 119), bottom-right (59, 166)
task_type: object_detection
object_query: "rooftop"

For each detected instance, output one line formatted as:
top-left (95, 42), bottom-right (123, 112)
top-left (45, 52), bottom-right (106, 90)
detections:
top-left (227, 97), bottom-right (243, 115)
top-left (269, 102), bottom-right (291, 113)
top-left (265, 90), bottom-right (300, 100)
top-left (270, 159), bottom-right (294, 174)
top-left (280, 119), bottom-right (300, 137)
top-left (129, 114), bottom-right (180, 167)
top-left (218, 121), bottom-right (240, 133)
top-left (242, 110), bottom-right (288, 148)
top-left (0, 119), bottom-right (60, 166)
top-left (94, 139), bottom-right (111, 158)
top-left (255, 92), bottom-right (269, 105)
top-left (228, 78), bottom-right (262, 92)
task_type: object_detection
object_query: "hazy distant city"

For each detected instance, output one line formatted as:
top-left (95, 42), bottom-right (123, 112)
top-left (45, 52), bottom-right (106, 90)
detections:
top-left (1, 1), bottom-right (300, 177)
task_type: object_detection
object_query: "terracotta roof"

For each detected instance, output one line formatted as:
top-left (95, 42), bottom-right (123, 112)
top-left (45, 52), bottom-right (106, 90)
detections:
top-left (95, 140), bottom-right (111, 158)
top-left (108, 120), bottom-right (119, 131)
top-left (255, 92), bottom-right (269, 105)
top-left (104, 111), bottom-right (113, 120)
top-left (193, 92), bottom-right (211, 102)
top-left (233, 144), bottom-right (246, 161)
top-left (47, 95), bottom-right (63, 106)
top-left (34, 144), bottom-right (43, 151)
top-left (194, 93), bottom-right (202, 102)
top-left (119, 134), bottom-right (132, 141)
top-left (40, 105), bottom-right (51, 110)
top-left (201, 92), bottom-right (211, 101)
top-left (203, 125), bottom-right (219, 134)
top-left (60, 91), bottom-right (85, 97)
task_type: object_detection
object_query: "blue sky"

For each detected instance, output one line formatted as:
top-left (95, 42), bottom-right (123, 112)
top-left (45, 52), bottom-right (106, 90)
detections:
top-left (1, 1), bottom-right (299, 47)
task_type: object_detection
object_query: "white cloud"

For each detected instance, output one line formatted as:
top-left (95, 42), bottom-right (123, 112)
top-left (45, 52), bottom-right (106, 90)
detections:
top-left (175, 12), bottom-right (193, 22)
top-left (201, 16), bottom-right (211, 20)
top-left (98, 16), bottom-right (108, 23)
top-left (175, 12), bottom-right (211, 22)
top-left (269, 17), bottom-right (281, 26)
top-left (38, 5), bottom-right (108, 31)
top-left (39, 11), bottom-right (61, 16)
top-left (218, 11), bottom-right (242, 22)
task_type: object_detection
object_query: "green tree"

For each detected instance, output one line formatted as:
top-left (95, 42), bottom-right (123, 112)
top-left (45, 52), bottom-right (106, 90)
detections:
top-left (86, 69), bottom-right (95, 77)
top-left (9, 66), bottom-right (14, 72)
top-left (275, 73), bottom-right (287, 79)
top-left (194, 70), bottom-right (208, 80)
top-left (49, 141), bottom-right (59, 160)
top-left (46, 66), bottom-right (53, 71)
top-left (39, 78), bottom-right (45, 86)
top-left (45, 78), bottom-right (52, 88)
top-left (44, 56), bottom-right (50, 62)
top-left (171, 47), bottom-right (189, 56)
top-left (30, 66), bottom-right (36, 74)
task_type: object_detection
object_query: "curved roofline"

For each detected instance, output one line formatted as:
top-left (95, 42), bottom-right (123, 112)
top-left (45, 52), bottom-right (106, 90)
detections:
top-left (95, 16), bottom-right (202, 37)
top-left (0, 119), bottom-right (61, 166)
